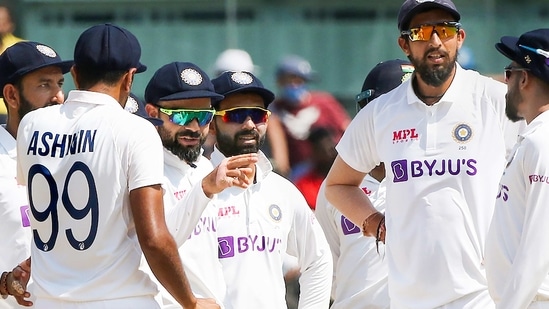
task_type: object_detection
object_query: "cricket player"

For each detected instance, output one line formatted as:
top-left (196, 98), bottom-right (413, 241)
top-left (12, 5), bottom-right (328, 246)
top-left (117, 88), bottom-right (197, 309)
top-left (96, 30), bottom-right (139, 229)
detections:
top-left (210, 71), bottom-right (332, 309)
top-left (15, 24), bottom-right (219, 308)
top-left (141, 61), bottom-right (257, 309)
top-left (315, 59), bottom-right (413, 309)
top-left (0, 41), bottom-right (72, 308)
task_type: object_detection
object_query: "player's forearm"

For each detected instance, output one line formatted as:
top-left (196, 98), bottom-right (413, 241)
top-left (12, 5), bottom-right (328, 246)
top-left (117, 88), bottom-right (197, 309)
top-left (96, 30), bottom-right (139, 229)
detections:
top-left (325, 183), bottom-right (378, 228)
top-left (141, 234), bottom-right (197, 308)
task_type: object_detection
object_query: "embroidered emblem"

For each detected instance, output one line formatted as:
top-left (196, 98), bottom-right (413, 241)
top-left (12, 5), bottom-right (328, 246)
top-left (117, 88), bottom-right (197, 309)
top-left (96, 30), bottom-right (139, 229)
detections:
top-left (124, 96), bottom-right (139, 113)
top-left (231, 72), bottom-right (253, 85)
top-left (36, 45), bottom-right (57, 58)
top-left (180, 68), bottom-right (203, 86)
top-left (269, 204), bottom-right (282, 222)
top-left (453, 123), bottom-right (473, 143)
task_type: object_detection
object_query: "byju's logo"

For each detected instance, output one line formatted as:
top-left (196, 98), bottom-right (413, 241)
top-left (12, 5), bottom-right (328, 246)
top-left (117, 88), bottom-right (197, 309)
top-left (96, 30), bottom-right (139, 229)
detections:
top-left (340, 216), bottom-right (360, 235)
top-left (391, 158), bottom-right (478, 182)
top-left (393, 128), bottom-right (419, 143)
top-left (218, 235), bottom-right (283, 259)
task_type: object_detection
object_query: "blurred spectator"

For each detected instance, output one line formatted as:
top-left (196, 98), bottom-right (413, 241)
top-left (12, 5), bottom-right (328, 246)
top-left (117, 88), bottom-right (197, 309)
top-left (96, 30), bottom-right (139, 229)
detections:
top-left (212, 48), bottom-right (259, 76)
top-left (294, 127), bottom-right (337, 210)
top-left (209, 48), bottom-right (291, 177)
top-left (0, 3), bottom-right (24, 125)
top-left (270, 54), bottom-right (350, 180)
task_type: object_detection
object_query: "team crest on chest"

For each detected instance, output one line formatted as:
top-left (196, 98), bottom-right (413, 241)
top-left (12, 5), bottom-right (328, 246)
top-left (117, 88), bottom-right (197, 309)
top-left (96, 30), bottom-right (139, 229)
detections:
top-left (452, 123), bottom-right (473, 143)
top-left (268, 204), bottom-right (282, 222)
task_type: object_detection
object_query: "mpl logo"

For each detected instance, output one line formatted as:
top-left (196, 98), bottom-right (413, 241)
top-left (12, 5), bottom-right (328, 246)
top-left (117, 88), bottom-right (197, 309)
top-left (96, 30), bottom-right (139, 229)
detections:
top-left (393, 128), bottom-right (419, 144)
top-left (391, 158), bottom-right (478, 182)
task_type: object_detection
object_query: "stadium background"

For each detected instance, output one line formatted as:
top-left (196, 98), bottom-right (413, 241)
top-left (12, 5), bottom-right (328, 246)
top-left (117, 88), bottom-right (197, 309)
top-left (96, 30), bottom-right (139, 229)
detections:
top-left (5, 0), bottom-right (549, 114)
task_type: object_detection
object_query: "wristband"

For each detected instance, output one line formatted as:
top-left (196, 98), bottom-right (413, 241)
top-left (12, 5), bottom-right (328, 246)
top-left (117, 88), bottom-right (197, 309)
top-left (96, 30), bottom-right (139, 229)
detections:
top-left (0, 271), bottom-right (9, 298)
top-left (361, 211), bottom-right (384, 237)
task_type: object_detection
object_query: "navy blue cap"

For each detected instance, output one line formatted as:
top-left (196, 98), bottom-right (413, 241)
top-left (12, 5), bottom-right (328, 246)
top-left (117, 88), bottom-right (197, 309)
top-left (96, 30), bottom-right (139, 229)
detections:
top-left (212, 71), bottom-right (275, 108)
top-left (275, 55), bottom-right (317, 81)
top-left (496, 28), bottom-right (549, 85)
top-left (125, 92), bottom-right (163, 126)
top-left (398, 0), bottom-right (461, 31)
top-left (145, 62), bottom-right (223, 106)
top-left (0, 41), bottom-right (73, 96)
top-left (74, 23), bottom-right (146, 73)
top-left (356, 59), bottom-right (414, 108)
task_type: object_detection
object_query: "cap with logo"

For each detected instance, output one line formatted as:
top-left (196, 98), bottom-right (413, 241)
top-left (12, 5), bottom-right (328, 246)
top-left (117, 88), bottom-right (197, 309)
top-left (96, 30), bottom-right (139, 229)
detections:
top-left (212, 71), bottom-right (275, 108)
top-left (74, 23), bottom-right (146, 73)
top-left (397, 0), bottom-right (461, 31)
top-left (145, 61), bottom-right (223, 106)
top-left (356, 59), bottom-right (414, 108)
top-left (0, 41), bottom-right (73, 96)
top-left (496, 28), bottom-right (549, 85)
top-left (275, 55), bottom-right (317, 82)
top-left (124, 92), bottom-right (163, 126)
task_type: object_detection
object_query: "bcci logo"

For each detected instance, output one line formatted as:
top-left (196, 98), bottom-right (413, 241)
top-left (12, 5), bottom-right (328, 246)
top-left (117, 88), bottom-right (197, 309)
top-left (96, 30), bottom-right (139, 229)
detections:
top-left (453, 123), bottom-right (473, 143)
top-left (268, 204), bottom-right (282, 222)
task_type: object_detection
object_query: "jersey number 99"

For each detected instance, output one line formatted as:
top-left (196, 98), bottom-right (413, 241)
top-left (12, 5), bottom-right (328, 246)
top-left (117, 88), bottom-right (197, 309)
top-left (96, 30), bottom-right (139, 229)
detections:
top-left (27, 161), bottom-right (99, 252)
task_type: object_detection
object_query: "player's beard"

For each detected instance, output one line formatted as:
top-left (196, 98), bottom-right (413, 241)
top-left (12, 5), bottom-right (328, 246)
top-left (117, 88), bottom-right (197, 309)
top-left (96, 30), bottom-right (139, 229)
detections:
top-left (408, 46), bottom-right (457, 87)
top-left (215, 128), bottom-right (265, 157)
top-left (158, 126), bottom-right (205, 163)
top-left (505, 81), bottom-right (524, 122)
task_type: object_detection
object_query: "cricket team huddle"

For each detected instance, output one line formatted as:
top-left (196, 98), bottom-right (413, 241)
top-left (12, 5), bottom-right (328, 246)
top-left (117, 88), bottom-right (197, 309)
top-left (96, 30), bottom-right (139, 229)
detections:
top-left (3, 0), bottom-right (549, 308)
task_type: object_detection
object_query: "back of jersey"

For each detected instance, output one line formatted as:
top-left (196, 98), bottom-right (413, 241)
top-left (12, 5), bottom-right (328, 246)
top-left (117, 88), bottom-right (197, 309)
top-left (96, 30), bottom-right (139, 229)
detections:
top-left (16, 90), bottom-right (164, 302)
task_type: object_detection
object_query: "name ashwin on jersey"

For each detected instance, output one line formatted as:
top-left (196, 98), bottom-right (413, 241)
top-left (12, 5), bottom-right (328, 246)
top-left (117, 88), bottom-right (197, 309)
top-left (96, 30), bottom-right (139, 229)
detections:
top-left (26, 130), bottom-right (97, 158)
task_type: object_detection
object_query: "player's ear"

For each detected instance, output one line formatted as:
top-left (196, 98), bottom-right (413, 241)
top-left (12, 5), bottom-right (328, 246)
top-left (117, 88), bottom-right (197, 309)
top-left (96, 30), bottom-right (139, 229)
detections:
top-left (70, 66), bottom-right (80, 89)
top-left (3, 84), bottom-right (19, 110)
top-left (145, 103), bottom-right (157, 118)
top-left (209, 118), bottom-right (217, 135)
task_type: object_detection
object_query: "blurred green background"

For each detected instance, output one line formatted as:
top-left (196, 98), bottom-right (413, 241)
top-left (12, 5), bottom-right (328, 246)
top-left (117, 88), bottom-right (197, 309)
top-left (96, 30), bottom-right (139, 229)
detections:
top-left (6, 0), bottom-right (549, 113)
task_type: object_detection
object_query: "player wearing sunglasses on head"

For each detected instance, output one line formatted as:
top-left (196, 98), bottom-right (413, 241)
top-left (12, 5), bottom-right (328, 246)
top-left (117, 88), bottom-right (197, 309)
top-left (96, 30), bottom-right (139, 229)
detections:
top-left (324, 0), bottom-right (524, 308)
top-left (485, 28), bottom-right (549, 309)
top-left (141, 62), bottom-right (258, 309)
top-left (209, 71), bottom-right (332, 309)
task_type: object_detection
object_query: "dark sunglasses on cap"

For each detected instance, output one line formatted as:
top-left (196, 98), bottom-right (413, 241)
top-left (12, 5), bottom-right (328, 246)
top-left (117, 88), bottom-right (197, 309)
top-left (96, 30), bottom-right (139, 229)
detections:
top-left (401, 22), bottom-right (461, 42)
top-left (215, 107), bottom-right (271, 124)
top-left (503, 65), bottom-right (530, 83)
top-left (518, 44), bottom-right (549, 66)
top-left (159, 107), bottom-right (215, 126)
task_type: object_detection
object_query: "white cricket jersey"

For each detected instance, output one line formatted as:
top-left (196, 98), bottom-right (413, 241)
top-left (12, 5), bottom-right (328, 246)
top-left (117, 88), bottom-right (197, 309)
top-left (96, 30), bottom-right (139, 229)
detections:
top-left (336, 65), bottom-right (508, 309)
top-left (315, 175), bottom-right (388, 309)
top-left (210, 148), bottom-right (332, 309)
top-left (485, 111), bottom-right (549, 309)
top-left (0, 125), bottom-right (32, 309)
top-left (153, 148), bottom-right (228, 309)
top-left (16, 90), bottom-right (163, 303)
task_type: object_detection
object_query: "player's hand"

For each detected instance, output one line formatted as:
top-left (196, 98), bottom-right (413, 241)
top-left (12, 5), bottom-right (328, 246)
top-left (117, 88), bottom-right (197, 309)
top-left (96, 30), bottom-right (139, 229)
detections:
top-left (202, 153), bottom-right (258, 197)
top-left (9, 257), bottom-right (32, 307)
top-left (193, 297), bottom-right (221, 309)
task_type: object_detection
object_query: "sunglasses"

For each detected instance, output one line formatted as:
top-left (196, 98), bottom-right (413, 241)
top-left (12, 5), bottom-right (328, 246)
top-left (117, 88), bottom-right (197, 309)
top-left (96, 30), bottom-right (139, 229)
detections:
top-left (518, 44), bottom-right (549, 66)
top-left (215, 107), bottom-right (271, 124)
top-left (159, 107), bottom-right (215, 126)
top-left (401, 22), bottom-right (461, 42)
top-left (504, 65), bottom-right (530, 83)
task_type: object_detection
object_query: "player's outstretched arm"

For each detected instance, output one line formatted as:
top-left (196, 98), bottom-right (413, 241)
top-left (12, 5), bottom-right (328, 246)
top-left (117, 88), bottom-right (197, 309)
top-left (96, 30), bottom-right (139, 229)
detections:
top-left (130, 184), bottom-right (220, 309)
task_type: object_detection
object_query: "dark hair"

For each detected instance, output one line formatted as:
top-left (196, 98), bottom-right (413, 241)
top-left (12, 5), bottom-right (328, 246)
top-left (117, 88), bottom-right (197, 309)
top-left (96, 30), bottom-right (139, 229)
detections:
top-left (74, 65), bottom-right (127, 89)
